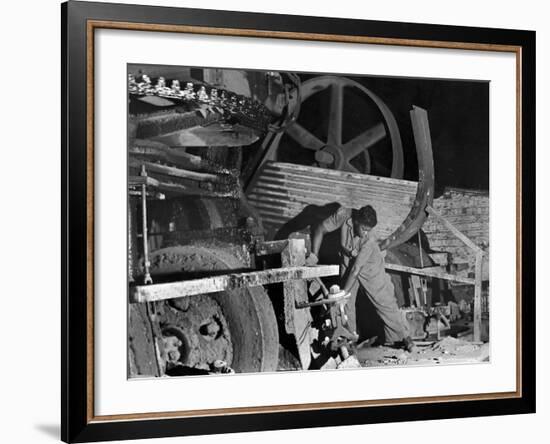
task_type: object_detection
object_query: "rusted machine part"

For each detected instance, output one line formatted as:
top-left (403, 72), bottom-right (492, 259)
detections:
top-left (128, 77), bottom-right (275, 147)
top-left (129, 75), bottom-right (275, 134)
top-left (265, 76), bottom-right (404, 178)
top-left (131, 106), bottom-right (262, 148)
top-left (129, 139), bottom-right (236, 174)
top-left (134, 245), bottom-right (279, 374)
top-left (267, 72), bottom-right (302, 133)
top-left (128, 197), bottom-right (137, 283)
top-left (379, 106), bottom-right (435, 251)
top-left (159, 294), bottom-right (234, 372)
top-left (129, 143), bottom-right (264, 282)
top-left (128, 151), bottom-right (243, 201)
top-left (240, 73), bottom-right (301, 188)
top-left (132, 108), bottom-right (227, 141)
top-left (144, 194), bottom-right (260, 261)
top-left (140, 166), bottom-right (153, 284)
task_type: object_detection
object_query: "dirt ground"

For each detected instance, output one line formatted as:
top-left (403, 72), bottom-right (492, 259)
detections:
top-left (323, 336), bottom-right (490, 370)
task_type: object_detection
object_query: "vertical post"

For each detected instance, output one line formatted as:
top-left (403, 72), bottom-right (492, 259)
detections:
top-left (473, 252), bottom-right (483, 342)
top-left (128, 199), bottom-right (134, 283)
top-left (409, 276), bottom-right (422, 308)
top-left (282, 238), bottom-right (311, 370)
top-left (140, 165), bottom-right (152, 285)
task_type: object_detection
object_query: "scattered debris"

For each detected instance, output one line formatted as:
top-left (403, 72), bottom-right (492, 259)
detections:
top-left (337, 355), bottom-right (361, 369)
top-left (210, 360), bottom-right (235, 374)
top-left (429, 336), bottom-right (483, 355)
top-left (320, 357), bottom-right (338, 371)
top-left (350, 336), bottom-right (488, 368)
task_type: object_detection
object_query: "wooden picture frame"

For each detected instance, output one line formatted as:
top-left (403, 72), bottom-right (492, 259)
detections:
top-left (62, 1), bottom-right (535, 442)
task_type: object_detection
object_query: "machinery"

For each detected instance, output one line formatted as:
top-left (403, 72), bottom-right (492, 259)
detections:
top-left (127, 66), bottom-right (438, 377)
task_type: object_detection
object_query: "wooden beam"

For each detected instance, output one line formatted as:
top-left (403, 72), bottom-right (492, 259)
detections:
top-left (131, 265), bottom-right (339, 303)
top-left (385, 263), bottom-right (475, 285)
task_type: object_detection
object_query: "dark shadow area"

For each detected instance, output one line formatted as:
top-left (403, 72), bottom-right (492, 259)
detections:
top-left (355, 286), bottom-right (386, 344)
top-left (275, 202), bottom-right (342, 268)
top-left (274, 202), bottom-right (341, 241)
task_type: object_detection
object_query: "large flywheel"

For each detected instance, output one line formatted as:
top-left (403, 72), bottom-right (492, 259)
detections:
top-left (270, 76), bottom-right (404, 178)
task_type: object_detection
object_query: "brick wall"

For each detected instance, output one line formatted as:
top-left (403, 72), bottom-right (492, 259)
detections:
top-left (422, 188), bottom-right (489, 281)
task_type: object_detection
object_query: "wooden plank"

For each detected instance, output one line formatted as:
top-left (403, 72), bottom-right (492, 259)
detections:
top-left (131, 265), bottom-right (340, 303)
top-left (385, 263), bottom-right (475, 284)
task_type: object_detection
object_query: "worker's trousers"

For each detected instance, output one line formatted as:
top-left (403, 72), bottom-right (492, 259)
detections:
top-left (347, 279), bottom-right (407, 344)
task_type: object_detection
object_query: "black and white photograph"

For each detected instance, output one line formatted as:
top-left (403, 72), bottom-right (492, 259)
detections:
top-left (0, 0), bottom-right (543, 442)
top-left (127, 64), bottom-right (490, 378)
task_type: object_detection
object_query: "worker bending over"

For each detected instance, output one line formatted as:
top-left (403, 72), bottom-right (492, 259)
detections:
top-left (307, 205), bottom-right (414, 352)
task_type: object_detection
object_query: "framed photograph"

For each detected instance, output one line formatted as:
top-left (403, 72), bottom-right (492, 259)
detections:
top-left (62, 1), bottom-right (535, 442)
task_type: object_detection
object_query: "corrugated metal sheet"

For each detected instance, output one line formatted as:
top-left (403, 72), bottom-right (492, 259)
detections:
top-left (247, 162), bottom-right (419, 240)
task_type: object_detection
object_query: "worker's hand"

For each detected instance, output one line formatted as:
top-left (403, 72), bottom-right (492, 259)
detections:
top-left (305, 252), bottom-right (319, 266)
top-left (329, 289), bottom-right (349, 299)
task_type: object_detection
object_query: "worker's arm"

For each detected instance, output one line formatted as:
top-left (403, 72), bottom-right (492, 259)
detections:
top-left (342, 262), bottom-right (364, 294)
top-left (306, 206), bottom-right (351, 265)
top-left (310, 224), bottom-right (328, 259)
top-left (305, 224), bottom-right (327, 266)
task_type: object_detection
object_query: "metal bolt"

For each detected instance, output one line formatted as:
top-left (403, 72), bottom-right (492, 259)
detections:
top-left (203, 321), bottom-right (220, 338)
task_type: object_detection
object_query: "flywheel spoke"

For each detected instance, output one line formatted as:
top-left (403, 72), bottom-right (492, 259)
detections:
top-left (327, 83), bottom-right (344, 145)
top-left (286, 122), bottom-right (324, 150)
top-left (342, 161), bottom-right (360, 173)
top-left (343, 122), bottom-right (386, 160)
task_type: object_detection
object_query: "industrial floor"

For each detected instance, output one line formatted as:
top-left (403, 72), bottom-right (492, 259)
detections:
top-left (316, 336), bottom-right (490, 371)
